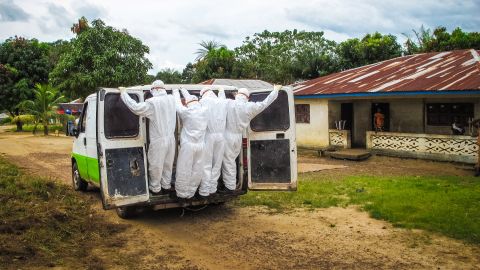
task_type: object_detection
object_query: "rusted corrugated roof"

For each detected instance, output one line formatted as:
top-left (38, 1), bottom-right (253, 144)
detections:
top-left (293, 49), bottom-right (480, 96)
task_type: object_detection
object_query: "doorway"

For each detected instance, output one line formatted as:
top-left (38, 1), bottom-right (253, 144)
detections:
top-left (341, 103), bottom-right (354, 144)
top-left (371, 103), bottom-right (390, 131)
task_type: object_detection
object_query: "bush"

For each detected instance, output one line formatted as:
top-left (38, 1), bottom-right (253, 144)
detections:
top-left (9, 124), bottom-right (64, 133)
top-left (11, 114), bottom-right (35, 125)
top-left (0, 116), bottom-right (12, 125)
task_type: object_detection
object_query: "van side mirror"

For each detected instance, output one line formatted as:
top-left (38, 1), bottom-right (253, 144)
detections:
top-left (71, 128), bottom-right (79, 137)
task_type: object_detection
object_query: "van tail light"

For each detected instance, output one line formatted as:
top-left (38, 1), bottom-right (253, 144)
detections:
top-left (242, 138), bottom-right (248, 170)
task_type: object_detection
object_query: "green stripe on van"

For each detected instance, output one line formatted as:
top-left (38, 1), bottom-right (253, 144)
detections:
top-left (72, 153), bottom-right (99, 184)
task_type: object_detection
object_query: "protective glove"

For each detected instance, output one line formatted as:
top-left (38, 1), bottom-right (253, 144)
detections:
top-left (218, 86), bottom-right (225, 92)
top-left (119, 87), bottom-right (127, 94)
top-left (273, 85), bottom-right (282, 91)
top-left (180, 87), bottom-right (190, 98)
top-left (173, 88), bottom-right (179, 94)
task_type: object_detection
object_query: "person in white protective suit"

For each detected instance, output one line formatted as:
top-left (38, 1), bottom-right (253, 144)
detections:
top-left (119, 80), bottom-right (176, 194)
top-left (219, 85), bottom-right (281, 192)
top-left (172, 87), bottom-right (208, 200)
top-left (198, 86), bottom-right (228, 197)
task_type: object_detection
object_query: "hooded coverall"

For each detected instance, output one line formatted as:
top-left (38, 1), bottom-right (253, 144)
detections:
top-left (198, 89), bottom-right (228, 196)
top-left (173, 88), bottom-right (208, 198)
top-left (120, 89), bottom-right (176, 193)
top-left (220, 87), bottom-right (279, 191)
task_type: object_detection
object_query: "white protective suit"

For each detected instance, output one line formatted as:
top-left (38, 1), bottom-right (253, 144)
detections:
top-left (120, 80), bottom-right (176, 193)
top-left (172, 88), bottom-right (208, 199)
top-left (220, 86), bottom-right (280, 191)
top-left (198, 86), bottom-right (228, 196)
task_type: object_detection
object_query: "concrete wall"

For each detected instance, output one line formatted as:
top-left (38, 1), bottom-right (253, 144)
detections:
top-left (295, 99), bottom-right (329, 148)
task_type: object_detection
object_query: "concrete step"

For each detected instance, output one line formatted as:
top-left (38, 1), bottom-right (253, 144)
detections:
top-left (330, 149), bottom-right (371, 161)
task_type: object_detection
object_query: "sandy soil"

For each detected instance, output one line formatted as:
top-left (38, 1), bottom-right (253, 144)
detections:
top-left (0, 127), bottom-right (479, 269)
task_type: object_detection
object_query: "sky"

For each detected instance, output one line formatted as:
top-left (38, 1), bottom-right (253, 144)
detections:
top-left (0, 0), bottom-right (479, 74)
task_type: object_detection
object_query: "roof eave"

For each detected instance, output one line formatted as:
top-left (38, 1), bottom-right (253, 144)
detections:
top-left (295, 90), bottom-right (480, 99)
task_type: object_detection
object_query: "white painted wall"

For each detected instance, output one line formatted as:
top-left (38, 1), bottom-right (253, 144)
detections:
top-left (294, 98), bottom-right (329, 148)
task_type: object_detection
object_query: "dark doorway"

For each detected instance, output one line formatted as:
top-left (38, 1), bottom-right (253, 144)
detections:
top-left (340, 103), bottom-right (354, 146)
top-left (340, 103), bottom-right (354, 130)
top-left (371, 103), bottom-right (390, 131)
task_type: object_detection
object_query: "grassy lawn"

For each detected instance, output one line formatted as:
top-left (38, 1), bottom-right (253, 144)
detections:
top-left (239, 172), bottom-right (480, 243)
top-left (0, 157), bottom-right (128, 269)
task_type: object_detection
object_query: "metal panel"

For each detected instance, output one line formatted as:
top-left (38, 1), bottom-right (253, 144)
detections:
top-left (105, 147), bottom-right (147, 197)
top-left (250, 139), bottom-right (291, 183)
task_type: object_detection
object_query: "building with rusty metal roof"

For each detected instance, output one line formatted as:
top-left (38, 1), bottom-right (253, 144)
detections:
top-left (293, 49), bottom-right (480, 164)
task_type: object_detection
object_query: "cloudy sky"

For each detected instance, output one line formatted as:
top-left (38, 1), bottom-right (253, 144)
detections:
top-left (0, 0), bottom-right (479, 74)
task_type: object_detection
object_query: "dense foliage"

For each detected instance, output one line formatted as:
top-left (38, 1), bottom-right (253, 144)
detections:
top-left (0, 37), bottom-right (51, 130)
top-left (49, 19), bottom-right (152, 98)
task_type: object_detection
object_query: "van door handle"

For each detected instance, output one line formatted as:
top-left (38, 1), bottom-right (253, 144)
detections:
top-left (83, 137), bottom-right (87, 146)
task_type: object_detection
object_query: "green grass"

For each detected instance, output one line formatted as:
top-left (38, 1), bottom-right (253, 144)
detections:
top-left (9, 124), bottom-right (64, 133)
top-left (238, 172), bottom-right (480, 243)
top-left (0, 156), bottom-right (129, 269)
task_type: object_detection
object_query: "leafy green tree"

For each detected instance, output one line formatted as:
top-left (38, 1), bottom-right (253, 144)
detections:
top-left (192, 47), bottom-right (237, 82)
top-left (0, 37), bottom-right (51, 131)
top-left (235, 30), bottom-right (337, 84)
top-left (195, 40), bottom-right (225, 61)
top-left (50, 18), bottom-right (153, 98)
top-left (155, 68), bottom-right (182, 83)
top-left (181, 62), bottom-right (195, 83)
top-left (337, 32), bottom-right (402, 70)
top-left (21, 84), bottom-right (64, 135)
top-left (403, 26), bottom-right (480, 54)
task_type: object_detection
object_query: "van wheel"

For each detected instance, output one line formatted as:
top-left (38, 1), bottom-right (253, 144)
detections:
top-left (72, 161), bottom-right (88, 191)
top-left (116, 206), bottom-right (137, 219)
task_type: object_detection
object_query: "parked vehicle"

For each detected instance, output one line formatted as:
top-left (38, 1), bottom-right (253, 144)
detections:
top-left (70, 84), bottom-right (297, 218)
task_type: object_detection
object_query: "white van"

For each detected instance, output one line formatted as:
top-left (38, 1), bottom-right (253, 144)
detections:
top-left (71, 84), bottom-right (297, 218)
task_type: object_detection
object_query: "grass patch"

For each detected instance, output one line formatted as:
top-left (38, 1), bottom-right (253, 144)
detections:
top-left (0, 156), bottom-right (129, 269)
top-left (238, 172), bottom-right (480, 243)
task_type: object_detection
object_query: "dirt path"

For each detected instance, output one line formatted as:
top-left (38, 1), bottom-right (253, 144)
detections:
top-left (0, 128), bottom-right (479, 269)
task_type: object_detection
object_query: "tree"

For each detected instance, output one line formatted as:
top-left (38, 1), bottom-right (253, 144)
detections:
top-left (192, 47), bottom-right (238, 82)
top-left (235, 30), bottom-right (338, 84)
top-left (50, 18), bottom-right (153, 98)
top-left (155, 68), bottom-right (182, 83)
top-left (337, 32), bottom-right (402, 70)
top-left (403, 26), bottom-right (480, 54)
top-left (181, 63), bottom-right (195, 83)
top-left (21, 84), bottom-right (64, 135)
top-left (0, 37), bottom-right (51, 131)
top-left (195, 40), bottom-right (225, 61)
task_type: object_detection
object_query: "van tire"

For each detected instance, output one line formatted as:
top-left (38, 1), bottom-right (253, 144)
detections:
top-left (116, 206), bottom-right (137, 219)
top-left (72, 161), bottom-right (88, 191)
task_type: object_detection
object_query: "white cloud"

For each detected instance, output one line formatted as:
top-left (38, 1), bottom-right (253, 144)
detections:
top-left (0, 0), bottom-right (478, 72)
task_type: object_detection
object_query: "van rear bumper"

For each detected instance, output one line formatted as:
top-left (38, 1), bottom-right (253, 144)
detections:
top-left (127, 189), bottom-right (247, 211)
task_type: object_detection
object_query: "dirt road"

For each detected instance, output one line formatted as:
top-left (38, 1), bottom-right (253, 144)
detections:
top-left (0, 128), bottom-right (479, 269)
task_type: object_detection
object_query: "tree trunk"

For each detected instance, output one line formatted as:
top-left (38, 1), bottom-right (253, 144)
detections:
top-left (16, 121), bottom-right (23, 132)
top-left (14, 108), bottom-right (23, 132)
top-left (43, 124), bottom-right (48, 136)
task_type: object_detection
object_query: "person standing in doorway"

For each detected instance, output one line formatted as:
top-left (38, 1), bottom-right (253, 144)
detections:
top-left (374, 108), bottom-right (385, 132)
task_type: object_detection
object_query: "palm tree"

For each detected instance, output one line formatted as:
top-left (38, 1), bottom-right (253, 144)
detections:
top-left (21, 84), bottom-right (64, 135)
top-left (195, 40), bottom-right (225, 61)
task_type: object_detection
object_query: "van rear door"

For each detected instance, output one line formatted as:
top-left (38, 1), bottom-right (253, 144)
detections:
top-left (247, 88), bottom-right (297, 191)
top-left (97, 88), bottom-right (149, 209)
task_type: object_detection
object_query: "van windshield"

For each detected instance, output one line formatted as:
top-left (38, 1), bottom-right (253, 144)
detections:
top-left (250, 90), bottom-right (290, 131)
top-left (104, 93), bottom-right (140, 138)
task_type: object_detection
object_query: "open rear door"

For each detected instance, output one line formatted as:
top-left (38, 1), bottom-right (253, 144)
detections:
top-left (97, 88), bottom-right (149, 209)
top-left (247, 88), bottom-right (297, 191)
